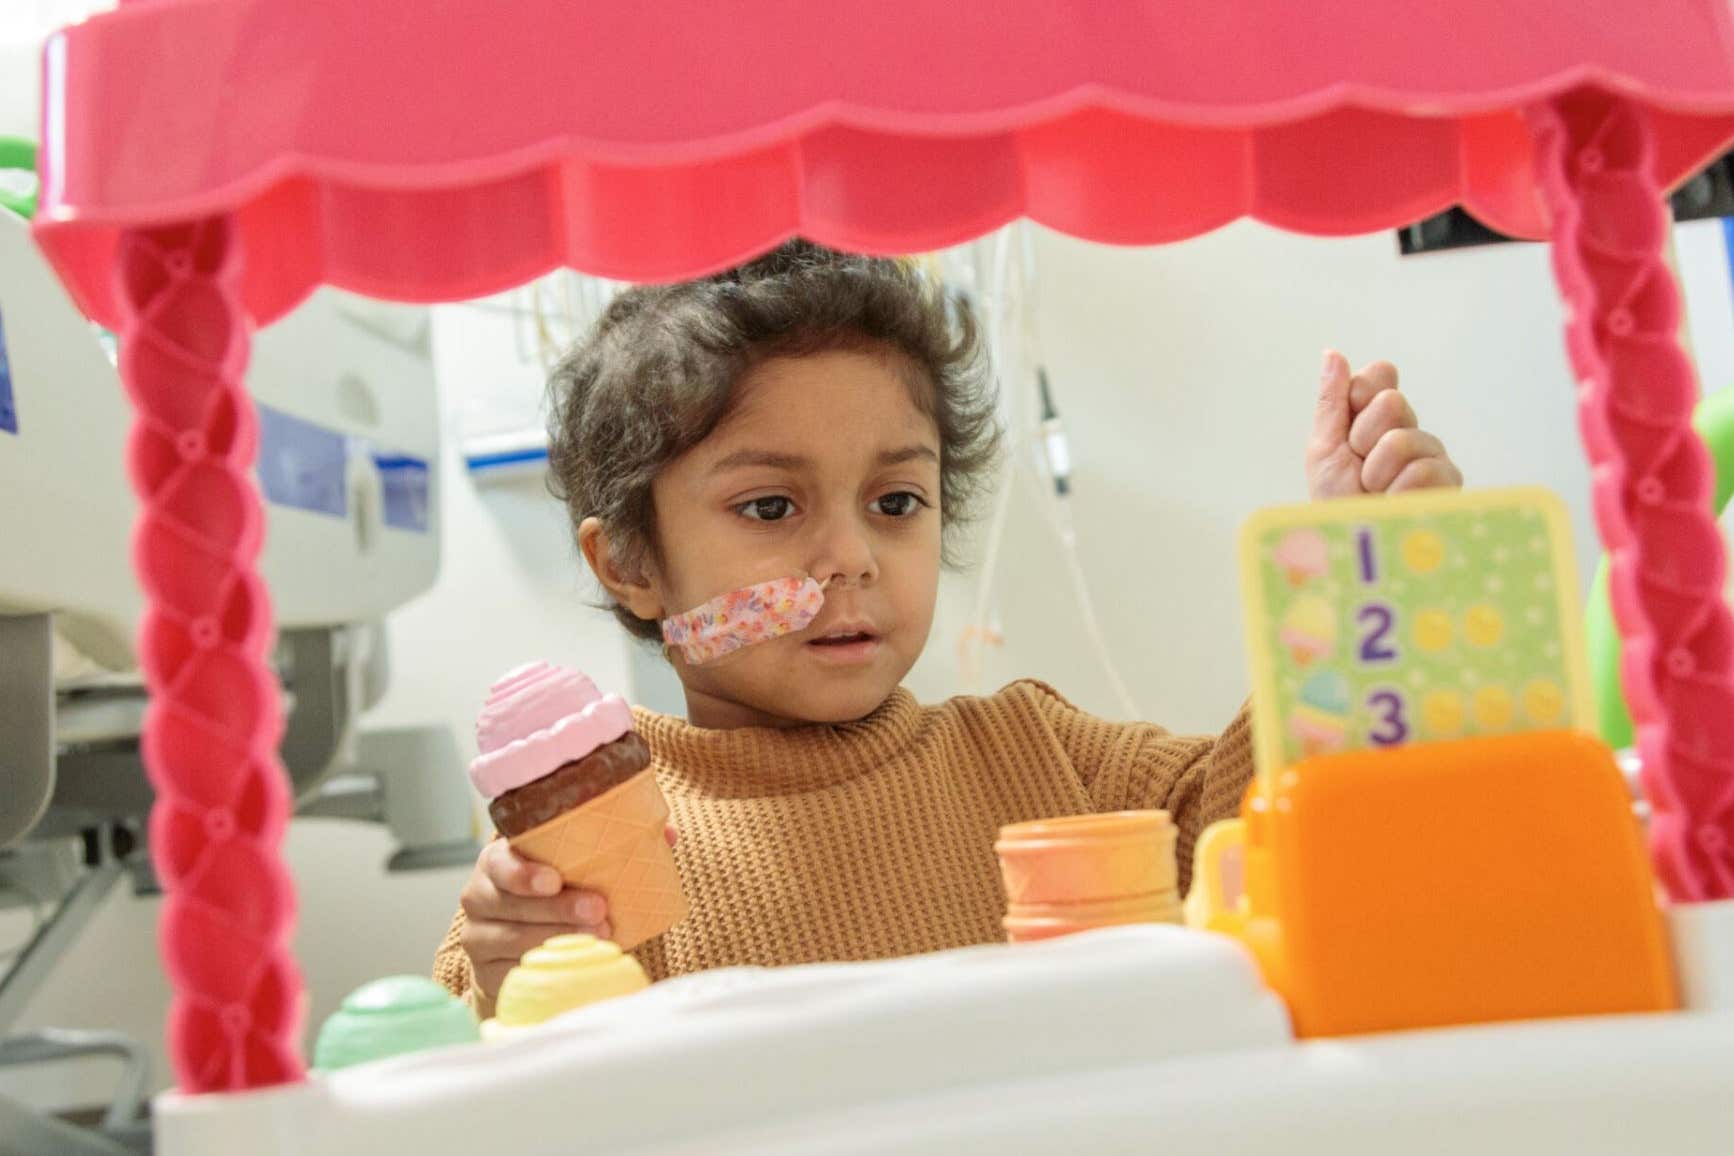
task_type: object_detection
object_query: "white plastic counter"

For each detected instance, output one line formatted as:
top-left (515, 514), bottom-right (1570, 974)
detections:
top-left (154, 914), bottom-right (1734, 1156)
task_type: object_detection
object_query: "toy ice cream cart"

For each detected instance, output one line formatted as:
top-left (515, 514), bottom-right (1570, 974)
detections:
top-left (24, 0), bottom-right (1734, 1151)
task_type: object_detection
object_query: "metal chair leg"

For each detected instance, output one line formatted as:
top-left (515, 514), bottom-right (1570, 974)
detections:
top-left (0, 1027), bottom-right (151, 1133)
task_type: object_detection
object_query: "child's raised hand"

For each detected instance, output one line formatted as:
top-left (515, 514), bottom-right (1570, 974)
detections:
top-left (458, 839), bottom-right (613, 1017)
top-left (1305, 350), bottom-right (1462, 500)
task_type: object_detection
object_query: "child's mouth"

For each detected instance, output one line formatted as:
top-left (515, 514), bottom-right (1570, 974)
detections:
top-left (805, 629), bottom-right (882, 663)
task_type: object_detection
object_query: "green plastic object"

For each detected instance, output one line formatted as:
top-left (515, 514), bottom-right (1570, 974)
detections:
top-left (1588, 387), bottom-right (1734, 749)
top-left (0, 137), bottom-right (37, 219)
top-left (312, 976), bottom-right (480, 1072)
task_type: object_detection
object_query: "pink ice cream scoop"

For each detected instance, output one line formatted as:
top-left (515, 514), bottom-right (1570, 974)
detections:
top-left (1274, 529), bottom-right (1329, 586)
top-left (469, 661), bottom-right (634, 799)
top-left (660, 576), bottom-right (826, 665)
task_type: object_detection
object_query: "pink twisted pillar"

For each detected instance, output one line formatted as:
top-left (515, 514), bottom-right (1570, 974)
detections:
top-left (115, 218), bottom-right (306, 1090)
top-left (1532, 90), bottom-right (1734, 901)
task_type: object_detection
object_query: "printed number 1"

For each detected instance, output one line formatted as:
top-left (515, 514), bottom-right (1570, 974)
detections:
top-left (1367, 691), bottom-right (1409, 746)
top-left (1357, 529), bottom-right (1377, 584)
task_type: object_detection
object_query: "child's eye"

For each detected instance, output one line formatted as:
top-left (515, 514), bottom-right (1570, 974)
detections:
top-left (873, 492), bottom-right (927, 518)
top-left (738, 496), bottom-right (796, 522)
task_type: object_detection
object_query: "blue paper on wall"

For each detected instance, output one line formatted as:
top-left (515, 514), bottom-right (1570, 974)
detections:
top-left (257, 403), bottom-right (348, 518)
top-left (373, 452), bottom-right (430, 532)
top-left (255, 402), bottom-right (430, 532)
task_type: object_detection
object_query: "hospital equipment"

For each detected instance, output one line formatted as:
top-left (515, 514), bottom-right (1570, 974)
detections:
top-left (0, 195), bottom-right (475, 1152)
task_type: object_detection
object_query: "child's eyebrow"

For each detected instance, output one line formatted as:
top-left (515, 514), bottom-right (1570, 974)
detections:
top-left (709, 449), bottom-right (810, 474)
top-left (878, 445), bottom-right (940, 467)
top-left (708, 445), bottom-right (938, 474)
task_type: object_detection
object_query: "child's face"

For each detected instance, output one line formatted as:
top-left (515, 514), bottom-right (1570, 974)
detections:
top-left (644, 349), bottom-right (943, 728)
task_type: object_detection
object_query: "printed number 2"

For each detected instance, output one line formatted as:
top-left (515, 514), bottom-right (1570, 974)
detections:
top-left (1367, 691), bottom-right (1409, 746)
top-left (1357, 604), bottom-right (1398, 663)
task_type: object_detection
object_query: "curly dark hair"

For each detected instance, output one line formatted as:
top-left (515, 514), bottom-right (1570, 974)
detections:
top-left (547, 240), bottom-right (1002, 641)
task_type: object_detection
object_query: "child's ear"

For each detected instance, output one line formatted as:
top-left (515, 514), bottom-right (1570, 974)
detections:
top-left (578, 517), bottom-right (666, 623)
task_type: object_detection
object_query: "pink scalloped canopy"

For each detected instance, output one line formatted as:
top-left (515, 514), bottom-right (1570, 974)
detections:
top-left (32, 0), bottom-right (1734, 327)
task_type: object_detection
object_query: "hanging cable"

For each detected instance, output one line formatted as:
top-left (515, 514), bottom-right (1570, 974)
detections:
top-left (961, 230), bottom-right (1020, 691)
top-left (955, 223), bottom-right (1141, 718)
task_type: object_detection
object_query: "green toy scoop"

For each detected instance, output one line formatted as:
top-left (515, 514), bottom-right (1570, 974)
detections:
top-left (313, 976), bottom-right (480, 1072)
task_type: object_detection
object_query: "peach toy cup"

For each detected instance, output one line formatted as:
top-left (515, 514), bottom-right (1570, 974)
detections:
top-left (995, 811), bottom-right (1178, 904)
top-left (995, 811), bottom-right (1180, 942)
top-left (1002, 892), bottom-right (1185, 942)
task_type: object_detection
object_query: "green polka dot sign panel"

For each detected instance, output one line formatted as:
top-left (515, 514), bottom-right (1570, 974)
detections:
top-left (1238, 487), bottom-right (1595, 780)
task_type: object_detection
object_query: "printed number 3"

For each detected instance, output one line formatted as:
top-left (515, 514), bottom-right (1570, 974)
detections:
top-left (1367, 691), bottom-right (1408, 746)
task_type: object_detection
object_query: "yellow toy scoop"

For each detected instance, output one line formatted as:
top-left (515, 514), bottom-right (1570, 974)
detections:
top-left (482, 934), bottom-right (649, 1039)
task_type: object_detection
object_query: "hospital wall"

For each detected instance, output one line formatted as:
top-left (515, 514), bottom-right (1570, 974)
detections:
top-left (5, 89), bottom-right (1734, 1116)
top-left (907, 219), bottom-right (1731, 729)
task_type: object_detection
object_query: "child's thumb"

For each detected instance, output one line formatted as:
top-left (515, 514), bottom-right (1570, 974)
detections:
top-left (1308, 349), bottom-right (1353, 453)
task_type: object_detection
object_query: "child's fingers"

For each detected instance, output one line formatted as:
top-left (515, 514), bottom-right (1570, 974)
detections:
top-left (483, 839), bottom-right (563, 897)
top-left (464, 921), bottom-right (595, 991)
top-left (462, 871), bottom-right (608, 927)
top-left (1388, 455), bottom-right (1463, 493)
top-left (665, 823), bottom-right (679, 848)
top-left (463, 920), bottom-right (585, 965)
top-left (1347, 388), bottom-right (1417, 458)
top-left (466, 916), bottom-right (613, 968)
top-left (1347, 360), bottom-right (1399, 412)
top-left (1361, 429), bottom-right (1450, 493)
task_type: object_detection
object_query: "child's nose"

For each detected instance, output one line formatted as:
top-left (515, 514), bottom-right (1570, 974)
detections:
top-left (809, 512), bottom-right (879, 587)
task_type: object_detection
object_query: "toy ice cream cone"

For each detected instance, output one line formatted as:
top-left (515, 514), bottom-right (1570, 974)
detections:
top-left (506, 768), bottom-right (687, 952)
top-left (471, 662), bottom-right (688, 953)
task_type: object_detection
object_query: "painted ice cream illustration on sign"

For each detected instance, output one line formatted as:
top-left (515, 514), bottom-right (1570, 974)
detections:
top-left (1274, 528), bottom-right (1329, 586)
top-left (1279, 596), bottom-right (1337, 667)
top-left (1290, 670), bottom-right (1352, 757)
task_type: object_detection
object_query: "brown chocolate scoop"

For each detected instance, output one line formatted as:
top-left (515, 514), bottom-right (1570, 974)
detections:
top-left (488, 731), bottom-right (652, 837)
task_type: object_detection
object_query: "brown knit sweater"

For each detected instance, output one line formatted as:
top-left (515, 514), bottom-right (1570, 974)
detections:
top-left (433, 681), bottom-right (1253, 996)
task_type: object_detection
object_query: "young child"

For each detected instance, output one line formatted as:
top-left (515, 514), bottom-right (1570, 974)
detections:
top-left (434, 241), bottom-right (1462, 1016)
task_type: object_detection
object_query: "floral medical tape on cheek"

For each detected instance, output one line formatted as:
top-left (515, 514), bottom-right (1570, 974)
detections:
top-left (660, 576), bottom-right (828, 665)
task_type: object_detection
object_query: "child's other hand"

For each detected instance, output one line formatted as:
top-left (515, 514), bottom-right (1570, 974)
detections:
top-left (1305, 350), bottom-right (1462, 500)
top-left (459, 839), bottom-right (612, 1018)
